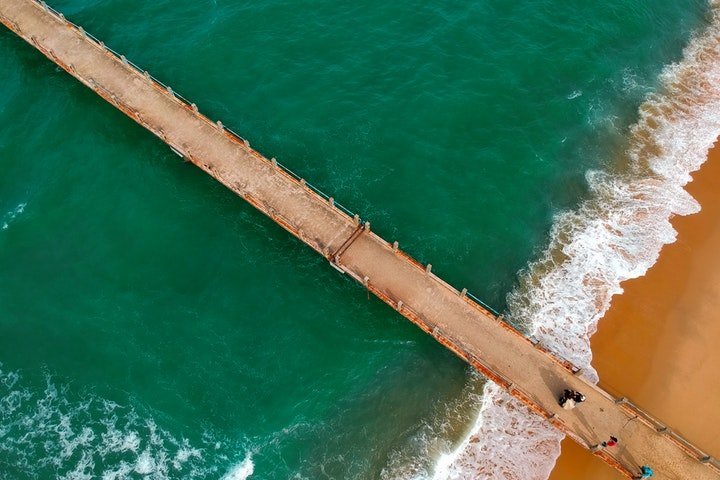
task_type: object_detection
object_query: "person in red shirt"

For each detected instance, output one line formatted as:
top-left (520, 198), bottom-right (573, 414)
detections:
top-left (602, 436), bottom-right (618, 447)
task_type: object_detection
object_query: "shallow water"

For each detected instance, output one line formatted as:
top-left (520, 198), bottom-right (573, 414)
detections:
top-left (0, 0), bottom-right (711, 478)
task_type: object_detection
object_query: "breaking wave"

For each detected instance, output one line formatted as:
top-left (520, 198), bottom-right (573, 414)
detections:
top-left (0, 364), bottom-right (251, 479)
top-left (221, 454), bottom-right (255, 480)
top-left (434, 2), bottom-right (720, 478)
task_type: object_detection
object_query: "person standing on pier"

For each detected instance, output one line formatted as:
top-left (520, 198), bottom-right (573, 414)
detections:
top-left (601, 436), bottom-right (618, 447)
top-left (558, 389), bottom-right (585, 409)
top-left (635, 465), bottom-right (654, 479)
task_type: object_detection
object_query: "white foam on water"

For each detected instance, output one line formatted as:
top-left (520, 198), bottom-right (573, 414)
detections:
top-left (221, 453), bottom-right (255, 480)
top-left (1, 202), bottom-right (27, 231)
top-left (567, 90), bottom-right (582, 100)
top-left (134, 449), bottom-right (158, 475)
top-left (432, 3), bottom-right (720, 479)
top-left (0, 364), bottom-right (244, 479)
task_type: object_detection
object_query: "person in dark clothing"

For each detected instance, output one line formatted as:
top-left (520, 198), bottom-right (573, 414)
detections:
top-left (558, 389), bottom-right (573, 408)
top-left (559, 389), bottom-right (583, 409)
top-left (559, 389), bottom-right (586, 408)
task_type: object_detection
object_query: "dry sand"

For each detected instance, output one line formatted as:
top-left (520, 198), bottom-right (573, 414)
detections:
top-left (549, 142), bottom-right (720, 480)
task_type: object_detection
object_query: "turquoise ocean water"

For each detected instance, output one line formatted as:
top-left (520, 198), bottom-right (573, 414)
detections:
top-left (0, 0), bottom-right (712, 478)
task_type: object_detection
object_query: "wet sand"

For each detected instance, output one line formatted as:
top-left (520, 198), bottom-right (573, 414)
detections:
top-left (549, 141), bottom-right (720, 480)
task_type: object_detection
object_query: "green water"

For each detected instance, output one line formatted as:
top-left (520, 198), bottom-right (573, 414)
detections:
top-left (0, 0), bottom-right (709, 478)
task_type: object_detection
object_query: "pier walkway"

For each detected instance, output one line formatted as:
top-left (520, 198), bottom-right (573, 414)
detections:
top-left (1, 1), bottom-right (717, 478)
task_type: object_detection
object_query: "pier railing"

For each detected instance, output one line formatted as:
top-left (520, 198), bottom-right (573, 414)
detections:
top-left (607, 390), bottom-right (720, 471)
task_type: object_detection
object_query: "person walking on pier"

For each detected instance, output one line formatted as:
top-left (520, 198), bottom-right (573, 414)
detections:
top-left (601, 436), bottom-right (618, 448)
top-left (559, 389), bottom-right (585, 410)
top-left (635, 465), bottom-right (654, 479)
top-left (559, 389), bottom-right (575, 409)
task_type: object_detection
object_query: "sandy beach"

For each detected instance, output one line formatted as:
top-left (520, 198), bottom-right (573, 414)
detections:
top-left (549, 141), bottom-right (720, 479)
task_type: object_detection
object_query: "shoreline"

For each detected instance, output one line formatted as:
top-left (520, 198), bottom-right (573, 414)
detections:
top-left (548, 140), bottom-right (720, 479)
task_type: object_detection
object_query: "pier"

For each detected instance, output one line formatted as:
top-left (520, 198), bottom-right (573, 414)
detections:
top-left (1, 1), bottom-right (717, 478)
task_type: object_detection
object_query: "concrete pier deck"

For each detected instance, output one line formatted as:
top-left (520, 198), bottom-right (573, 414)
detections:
top-left (1, 1), bottom-right (716, 478)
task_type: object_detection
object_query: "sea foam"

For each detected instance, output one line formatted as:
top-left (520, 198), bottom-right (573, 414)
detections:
top-left (434, 2), bottom-right (720, 478)
top-left (221, 454), bottom-right (255, 480)
top-left (1, 202), bottom-right (27, 231)
top-left (0, 364), bottom-right (249, 479)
